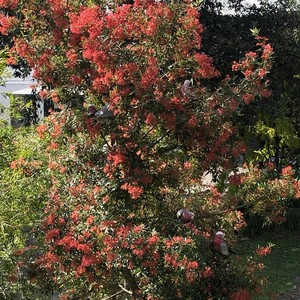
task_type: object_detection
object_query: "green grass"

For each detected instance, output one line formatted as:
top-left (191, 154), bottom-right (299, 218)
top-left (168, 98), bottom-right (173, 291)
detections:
top-left (237, 229), bottom-right (300, 299)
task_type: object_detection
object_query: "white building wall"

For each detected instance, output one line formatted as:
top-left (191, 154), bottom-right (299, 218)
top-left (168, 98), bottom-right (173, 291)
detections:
top-left (0, 68), bottom-right (36, 124)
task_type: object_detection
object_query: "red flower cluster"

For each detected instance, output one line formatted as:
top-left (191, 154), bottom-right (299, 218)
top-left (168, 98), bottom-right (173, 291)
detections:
top-left (256, 246), bottom-right (272, 256)
top-left (0, 13), bottom-right (16, 35)
top-left (230, 289), bottom-right (251, 300)
top-left (0, 0), bottom-right (18, 10)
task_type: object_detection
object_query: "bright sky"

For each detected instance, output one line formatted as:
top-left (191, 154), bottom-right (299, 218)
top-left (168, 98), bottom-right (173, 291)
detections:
top-left (247, 0), bottom-right (260, 3)
top-left (221, 0), bottom-right (261, 14)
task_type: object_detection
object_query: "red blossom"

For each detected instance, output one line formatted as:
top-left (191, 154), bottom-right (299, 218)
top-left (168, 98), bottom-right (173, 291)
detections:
top-left (50, 90), bottom-right (60, 103)
top-left (243, 69), bottom-right (253, 78)
top-left (245, 51), bottom-right (257, 59)
top-left (45, 228), bottom-right (60, 242)
top-left (0, 0), bottom-right (18, 10)
top-left (81, 254), bottom-right (99, 267)
top-left (187, 260), bottom-right (198, 269)
top-left (262, 43), bottom-right (273, 60)
top-left (13, 248), bottom-right (25, 256)
top-left (281, 166), bottom-right (294, 177)
top-left (36, 123), bottom-right (48, 138)
top-left (147, 235), bottom-right (159, 246)
top-left (202, 266), bottom-right (214, 278)
top-left (102, 196), bottom-right (109, 204)
top-left (259, 88), bottom-right (272, 98)
top-left (85, 118), bottom-right (101, 138)
top-left (230, 289), bottom-right (251, 300)
top-left (121, 183), bottom-right (144, 199)
top-left (36, 252), bottom-right (59, 269)
top-left (265, 161), bottom-right (275, 170)
top-left (193, 53), bottom-right (220, 79)
top-left (47, 141), bottom-right (58, 151)
top-left (107, 149), bottom-right (127, 167)
top-left (258, 68), bottom-right (266, 78)
top-left (86, 215), bottom-right (94, 225)
top-left (71, 210), bottom-right (80, 223)
top-left (145, 113), bottom-right (157, 126)
top-left (183, 161), bottom-right (193, 170)
top-left (185, 269), bottom-right (198, 283)
top-left (9, 158), bottom-right (24, 169)
top-left (242, 93), bottom-right (255, 105)
top-left (294, 181), bottom-right (300, 198)
top-left (69, 6), bottom-right (104, 35)
top-left (0, 14), bottom-right (16, 35)
top-left (55, 235), bottom-right (84, 252)
top-left (229, 174), bottom-right (242, 186)
top-left (140, 56), bottom-right (159, 90)
top-left (256, 246), bottom-right (272, 256)
top-left (164, 253), bottom-right (180, 268)
top-left (39, 89), bottom-right (48, 99)
top-left (187, 115), bottom-right (198, 127)
top-left (43, 213), bottom-right (56, 226)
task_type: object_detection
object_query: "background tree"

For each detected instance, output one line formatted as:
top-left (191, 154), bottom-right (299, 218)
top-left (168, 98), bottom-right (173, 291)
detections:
top-left (200, 0), bottom-right (300, 178)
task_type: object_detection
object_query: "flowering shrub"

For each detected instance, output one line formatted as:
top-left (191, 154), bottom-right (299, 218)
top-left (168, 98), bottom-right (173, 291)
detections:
top-left (1, 0), bottom-right (299, 299)
top-left (232, 163), bottom-right (300, 225)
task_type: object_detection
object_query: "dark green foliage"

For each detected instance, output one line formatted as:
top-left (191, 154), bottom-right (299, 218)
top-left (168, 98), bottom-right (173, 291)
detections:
top-left (200, 0), bottom-right (300, 176)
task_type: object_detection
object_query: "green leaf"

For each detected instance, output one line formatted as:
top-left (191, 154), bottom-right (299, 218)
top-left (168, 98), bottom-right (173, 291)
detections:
top-left (250, 27), bottom-right (260, 36)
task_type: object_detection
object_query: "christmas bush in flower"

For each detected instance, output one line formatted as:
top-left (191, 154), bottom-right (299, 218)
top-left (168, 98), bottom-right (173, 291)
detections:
top-left (1, 0), bottom-right (299, 299)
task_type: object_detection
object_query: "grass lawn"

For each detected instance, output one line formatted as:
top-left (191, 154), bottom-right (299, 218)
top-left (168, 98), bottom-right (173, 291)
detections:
top-left (237, 229), bottom-right (300, 299)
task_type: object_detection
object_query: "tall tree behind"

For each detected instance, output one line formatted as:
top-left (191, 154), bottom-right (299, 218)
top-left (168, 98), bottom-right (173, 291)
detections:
top-left (201, 0), bottom-right (300, 177)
